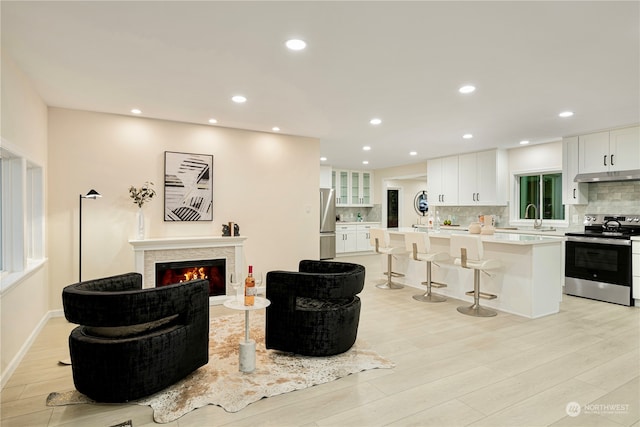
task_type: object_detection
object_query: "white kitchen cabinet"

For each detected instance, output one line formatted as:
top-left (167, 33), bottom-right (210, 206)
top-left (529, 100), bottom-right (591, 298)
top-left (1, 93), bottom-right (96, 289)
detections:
top-left (562, 136), bottom-right (587, 205)
top-left (350, 171), bottom-right (373, 206)
top-left (633, 241), bottom-right (640, 300)
top-left (457, 149), bottom-right (507, 206)
top-left (426, 155), bottom-right (458, 206)
top-left (332, 170), bottom-right (349, 206)
top-left (578, 127), bottom-right (640, 174)
top-left (336, 223), bottom-right (379, 253)
top-left (332, 169), bottom-right (373, 207)
top-left (335, 224), bottom-right (357, 253)
top-left (356, 223), bottom-right (378, 251)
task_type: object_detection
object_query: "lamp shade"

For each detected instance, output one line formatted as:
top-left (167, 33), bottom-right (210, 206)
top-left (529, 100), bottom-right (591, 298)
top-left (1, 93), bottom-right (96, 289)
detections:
top-left (83, 189), bottom-right (101, 199)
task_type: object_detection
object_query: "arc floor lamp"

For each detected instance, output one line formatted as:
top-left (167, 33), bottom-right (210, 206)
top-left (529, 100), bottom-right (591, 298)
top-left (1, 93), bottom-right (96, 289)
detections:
top-left (79, 189), bottom-right (101, 282)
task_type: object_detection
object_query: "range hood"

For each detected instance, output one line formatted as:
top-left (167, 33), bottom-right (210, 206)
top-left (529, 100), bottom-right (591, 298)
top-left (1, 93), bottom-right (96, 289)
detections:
top-left (574, 169), bottom-right (640, 183)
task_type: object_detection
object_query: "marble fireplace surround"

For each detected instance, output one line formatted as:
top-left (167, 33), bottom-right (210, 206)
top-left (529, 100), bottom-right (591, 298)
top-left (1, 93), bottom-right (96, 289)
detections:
top-left (129, 236), bottom-right (246, 304)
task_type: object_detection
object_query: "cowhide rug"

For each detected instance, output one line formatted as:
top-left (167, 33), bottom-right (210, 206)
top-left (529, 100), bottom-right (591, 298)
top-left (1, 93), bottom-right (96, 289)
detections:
top-left (47, 312), bottom-right (394, 423)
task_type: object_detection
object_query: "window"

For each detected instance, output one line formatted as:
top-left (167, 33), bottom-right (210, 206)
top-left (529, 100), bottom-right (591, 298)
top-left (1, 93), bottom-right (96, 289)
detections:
top-left (515, 171), bottom-right (565, 223)
top-left (0, 145), bottom-right (45, 291)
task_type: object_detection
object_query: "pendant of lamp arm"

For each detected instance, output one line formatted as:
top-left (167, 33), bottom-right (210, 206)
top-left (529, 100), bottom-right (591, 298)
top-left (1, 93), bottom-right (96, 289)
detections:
top-left (79, 189), bottom-right (101, 282)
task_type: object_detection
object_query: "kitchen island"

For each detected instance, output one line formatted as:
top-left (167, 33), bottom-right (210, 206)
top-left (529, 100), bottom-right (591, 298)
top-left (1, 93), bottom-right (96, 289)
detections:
top-left (382, 228), bottom-right (564, 318)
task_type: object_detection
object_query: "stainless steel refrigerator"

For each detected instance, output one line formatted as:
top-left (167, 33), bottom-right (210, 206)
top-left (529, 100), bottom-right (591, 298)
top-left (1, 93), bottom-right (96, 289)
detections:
top-left (320, 188), bottom-right (336, 259)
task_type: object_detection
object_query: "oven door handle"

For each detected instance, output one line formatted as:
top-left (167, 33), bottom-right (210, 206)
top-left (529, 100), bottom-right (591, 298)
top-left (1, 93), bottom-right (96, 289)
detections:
top-left (566, 236), bottom-right (631, 246)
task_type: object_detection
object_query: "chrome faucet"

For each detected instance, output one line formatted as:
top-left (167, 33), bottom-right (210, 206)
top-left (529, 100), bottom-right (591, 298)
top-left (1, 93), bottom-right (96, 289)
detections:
top-left (524, 203), bottom-right (542, 229)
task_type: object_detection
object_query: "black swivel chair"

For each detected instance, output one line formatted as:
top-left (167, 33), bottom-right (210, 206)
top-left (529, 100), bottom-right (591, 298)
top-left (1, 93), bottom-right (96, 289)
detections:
top-left (62, 272), bottom-right (209, 402)
top-left (265, 260), bottom-right (365, 357)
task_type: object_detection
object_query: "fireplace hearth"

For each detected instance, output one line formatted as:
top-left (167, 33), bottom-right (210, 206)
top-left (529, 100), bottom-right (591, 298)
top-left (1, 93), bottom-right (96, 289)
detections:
top-left (155, 259), bottom-right (225, 297)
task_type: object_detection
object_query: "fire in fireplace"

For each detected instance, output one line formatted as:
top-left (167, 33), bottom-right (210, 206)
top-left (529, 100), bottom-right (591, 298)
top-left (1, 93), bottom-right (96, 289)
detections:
top-left (155, 259), bottom-right (225, 297)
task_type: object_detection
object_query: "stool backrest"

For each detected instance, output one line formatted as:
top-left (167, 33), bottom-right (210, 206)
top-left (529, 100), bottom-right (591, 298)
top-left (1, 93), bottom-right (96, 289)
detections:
top-left (404, 231), bottom-right (430, 259)
top-left (450, 234), bottom-right (483, 261)
top-left (369, 228), bottom-right (388, 249)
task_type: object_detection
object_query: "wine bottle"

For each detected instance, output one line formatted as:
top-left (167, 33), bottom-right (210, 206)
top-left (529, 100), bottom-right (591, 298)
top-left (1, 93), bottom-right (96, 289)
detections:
top-left (244, 265), bottom-right (255, 306)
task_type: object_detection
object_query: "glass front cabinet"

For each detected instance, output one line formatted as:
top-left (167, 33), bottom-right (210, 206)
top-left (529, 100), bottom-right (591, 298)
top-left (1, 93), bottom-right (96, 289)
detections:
top-left (332, 169), bottom-right (373, 207)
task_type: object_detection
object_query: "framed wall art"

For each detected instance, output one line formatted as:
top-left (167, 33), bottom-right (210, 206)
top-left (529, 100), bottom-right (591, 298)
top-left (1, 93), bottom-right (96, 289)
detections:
top-left (164, 151), bottom-right (213, 221)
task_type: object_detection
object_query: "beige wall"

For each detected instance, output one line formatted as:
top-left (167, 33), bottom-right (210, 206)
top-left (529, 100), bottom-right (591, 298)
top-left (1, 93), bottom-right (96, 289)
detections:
top-left (47, 108), bottom-right (320, 308)
top-left (1, 53), bottom-right (49, 380)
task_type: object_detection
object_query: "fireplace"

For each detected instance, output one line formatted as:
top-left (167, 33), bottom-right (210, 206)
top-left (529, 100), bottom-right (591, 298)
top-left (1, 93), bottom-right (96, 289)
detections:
top-left (129, 236), bottom-right (246, 303)
top-left (155, 259), bottom-right (225, 297)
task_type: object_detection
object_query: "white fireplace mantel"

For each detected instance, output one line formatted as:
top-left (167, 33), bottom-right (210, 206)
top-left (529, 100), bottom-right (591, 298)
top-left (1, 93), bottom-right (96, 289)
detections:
top-left (129, 236), bottom-right (247, 303)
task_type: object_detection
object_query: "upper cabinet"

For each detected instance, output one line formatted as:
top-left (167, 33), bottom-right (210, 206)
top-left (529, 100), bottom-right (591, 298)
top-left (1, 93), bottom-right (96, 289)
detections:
top-left (332, 170), bottom-right (349, 205)
top-left (350, 171), bottom-right (372, 206)
top-left (428, 149), bottom-right (507, 207)
top-left (458, 149), bottom-right (508, 206)
top-left (562, 136), bottom-right (587, 205)
top-left (578, 126), bottom-right (640, 174)
top-left (332, 169), bottom-right (374, 207)
top-left (427, 155), bottom-right (458, 206)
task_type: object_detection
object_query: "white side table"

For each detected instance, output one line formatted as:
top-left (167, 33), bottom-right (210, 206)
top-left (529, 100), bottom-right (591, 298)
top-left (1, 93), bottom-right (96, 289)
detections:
top-left (223, 296), bottom-right (271, 373)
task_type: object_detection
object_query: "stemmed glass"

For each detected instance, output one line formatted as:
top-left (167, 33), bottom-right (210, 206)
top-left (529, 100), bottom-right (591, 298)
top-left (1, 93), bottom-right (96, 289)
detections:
top-left (254, 272), bottom-right (264, 296)
top-left (229, 272), bottom-right (241, 303)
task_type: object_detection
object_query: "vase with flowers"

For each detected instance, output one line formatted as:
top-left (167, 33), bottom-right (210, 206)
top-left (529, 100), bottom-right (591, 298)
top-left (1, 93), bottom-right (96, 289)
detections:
top-left (129, 181), bottom-right (156, 239)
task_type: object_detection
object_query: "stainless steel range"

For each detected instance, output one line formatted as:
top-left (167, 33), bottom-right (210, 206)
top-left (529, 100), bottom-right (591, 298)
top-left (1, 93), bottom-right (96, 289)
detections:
top-left (565, 214), bottom-right (639, 306)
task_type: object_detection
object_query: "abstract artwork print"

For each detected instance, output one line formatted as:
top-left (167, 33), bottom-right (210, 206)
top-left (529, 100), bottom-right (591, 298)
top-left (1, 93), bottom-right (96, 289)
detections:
top-left (164, 151), bottom-right (213, 221)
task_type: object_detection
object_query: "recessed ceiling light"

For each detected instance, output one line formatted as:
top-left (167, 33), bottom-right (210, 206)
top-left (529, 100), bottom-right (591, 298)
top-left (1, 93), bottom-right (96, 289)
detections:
top-left (463, 133), bottom-right (473, 139)
top-left (232, 95), bottom-right (247, 103)
top-left (362, 160), bottom-right (369, 165)
top-left (208, 118), bottom-right (218, 124)
top-left (409, 151), bottom-right (417, 156)
top-left (459, 85), bottom-right (476, 94)
top-left (370, 118), bottom-right (382, 125)
top-left (363, 146), bottom-right (371, 151)
top-left (285, 39), bottom-right (306, 50)
top-left (272, 127), bottom-right (280, 132)
top-left (320, 157), bottom-right (327, 162)
top-left (559, 111), bottom-right (574, 118)
top-left (520, 140), bottom-right (530, 145)
top-left (131, 109), bottom-right (142, 114)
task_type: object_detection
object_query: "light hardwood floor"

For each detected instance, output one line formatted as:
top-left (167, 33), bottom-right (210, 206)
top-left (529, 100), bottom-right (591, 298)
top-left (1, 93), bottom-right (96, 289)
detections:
top-left (2, 254), bottom-right (639, 427)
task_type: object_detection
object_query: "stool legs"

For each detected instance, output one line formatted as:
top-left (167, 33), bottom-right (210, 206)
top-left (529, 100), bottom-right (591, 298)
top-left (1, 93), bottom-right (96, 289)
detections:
top-left (457, 269), bottom-right (497, 317)
top-left (413, 261), bottom-right (446, 302)
top-left (376, 254), bottom-right (404, 289)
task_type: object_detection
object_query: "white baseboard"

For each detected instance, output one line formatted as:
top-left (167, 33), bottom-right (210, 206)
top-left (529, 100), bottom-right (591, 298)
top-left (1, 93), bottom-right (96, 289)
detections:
top-left (1, 309), bottom-right (64, 388)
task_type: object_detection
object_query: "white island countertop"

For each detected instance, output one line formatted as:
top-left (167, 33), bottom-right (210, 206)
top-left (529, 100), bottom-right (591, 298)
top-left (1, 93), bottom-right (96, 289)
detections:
top-left (388, 227), bottom-right (564, 246)
top-left (379, 227), bottom-right (564, 318)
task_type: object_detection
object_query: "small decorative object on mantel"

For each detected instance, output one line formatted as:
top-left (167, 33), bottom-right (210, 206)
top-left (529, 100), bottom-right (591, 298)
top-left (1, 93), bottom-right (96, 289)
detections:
top-left (222, 222), bottom-right (240, 236)
top-left (129, 181), bottom-right (156, 239)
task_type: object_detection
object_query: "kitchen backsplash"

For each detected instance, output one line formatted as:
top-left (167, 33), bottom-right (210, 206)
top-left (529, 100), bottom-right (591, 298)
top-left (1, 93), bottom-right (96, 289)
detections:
top-left (336, 181), bottom-right (639, 227)
top-left (336, 205), bottom-right (382, 222)
top-left (570, 181), bottom-right (640, 218)
top-left (430, 206), bottom-right (509, 227)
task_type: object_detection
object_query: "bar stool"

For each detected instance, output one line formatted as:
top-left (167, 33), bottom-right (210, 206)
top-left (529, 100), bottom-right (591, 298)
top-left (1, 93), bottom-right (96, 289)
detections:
top-left (403, 232), bottom-right (449, 302)
top-left (370, 228), bottom-right (406, 289)
top-left (449, 234), bottom-right (501, 317)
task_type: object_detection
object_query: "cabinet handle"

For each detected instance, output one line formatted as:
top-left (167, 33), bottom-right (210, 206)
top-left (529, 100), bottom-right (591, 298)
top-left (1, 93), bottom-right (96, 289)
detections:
top-left (611, 154), bottom-right (615, 166)
top-left (477, 193), bottom-right (480, 202)
top-left (573, 188), bottom-right (576, 199)
top-left (604, 155), bottom-right (607, 166)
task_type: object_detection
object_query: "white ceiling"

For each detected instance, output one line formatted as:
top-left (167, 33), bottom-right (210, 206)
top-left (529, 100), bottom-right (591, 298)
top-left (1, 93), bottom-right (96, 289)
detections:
top-left (2, 1), bottom-right (639, 170)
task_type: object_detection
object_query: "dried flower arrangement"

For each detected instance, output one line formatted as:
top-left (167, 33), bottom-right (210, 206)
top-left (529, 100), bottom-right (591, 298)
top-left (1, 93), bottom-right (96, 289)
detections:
top-left (129, 181), bottom-right (156, 208)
